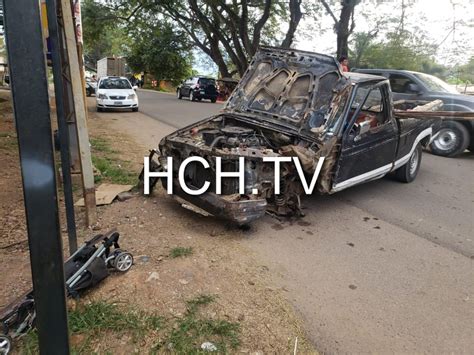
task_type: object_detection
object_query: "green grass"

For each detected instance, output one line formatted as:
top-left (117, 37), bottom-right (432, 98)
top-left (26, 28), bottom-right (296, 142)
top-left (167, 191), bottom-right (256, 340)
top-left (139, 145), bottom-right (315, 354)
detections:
top-left (19, 301), bottom-right (163, 354)
top-left (90, 137), bottom-right (136, 185)
top-left (0, 133), bottom-right (17, 150)
top-left (89, 137), bottom-right (115, 154)
top-left (170, 247), bottom-right (193, 258)
top-left (19, 297), bottom-right (240, 354)
top-left (161, 294), bottom-right (240, 354)
top-left (92, 156), bottom-right (136, 185)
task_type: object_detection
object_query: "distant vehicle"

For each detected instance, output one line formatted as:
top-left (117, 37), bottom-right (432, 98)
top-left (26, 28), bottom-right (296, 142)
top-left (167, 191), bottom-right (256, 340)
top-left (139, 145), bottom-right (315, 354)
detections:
top-left (96, 57), bottom-right (127, 78)
top-left (96, 76), bottom-right (138, 112)
top-left (177, 77), bottom-right (218, 103)
top-left (85, 79), bottom-right (96, 97)
top-left (354, 69), bottom-right (474, 157)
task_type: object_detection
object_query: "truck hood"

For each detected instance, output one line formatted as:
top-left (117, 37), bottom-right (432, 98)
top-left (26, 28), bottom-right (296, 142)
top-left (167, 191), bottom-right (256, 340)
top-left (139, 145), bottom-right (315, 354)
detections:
top-left (224, 47), bottom-right (350, 133)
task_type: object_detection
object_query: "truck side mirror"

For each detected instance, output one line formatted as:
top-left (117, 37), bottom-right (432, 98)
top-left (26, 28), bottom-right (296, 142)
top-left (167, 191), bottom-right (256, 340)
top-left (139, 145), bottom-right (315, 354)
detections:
top-left (354, 120), bottom-right (371, 141)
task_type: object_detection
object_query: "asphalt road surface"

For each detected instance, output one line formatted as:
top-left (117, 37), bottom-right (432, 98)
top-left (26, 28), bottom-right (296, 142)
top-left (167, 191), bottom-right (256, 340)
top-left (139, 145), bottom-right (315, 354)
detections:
top-left (138, 88), bottom-right (222, 128)
top-left (137, 89), bottom-right (474, 352)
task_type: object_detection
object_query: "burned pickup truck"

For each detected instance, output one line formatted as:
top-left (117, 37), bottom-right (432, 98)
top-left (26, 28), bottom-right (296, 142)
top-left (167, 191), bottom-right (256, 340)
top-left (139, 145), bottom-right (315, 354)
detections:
top-left (142, 47), bottom-right (439, 224)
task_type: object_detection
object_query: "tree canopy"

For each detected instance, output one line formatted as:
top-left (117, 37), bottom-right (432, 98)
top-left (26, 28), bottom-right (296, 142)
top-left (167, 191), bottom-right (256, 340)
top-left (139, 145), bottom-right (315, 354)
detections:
top-left (126, 23), bottom-right (193, 85)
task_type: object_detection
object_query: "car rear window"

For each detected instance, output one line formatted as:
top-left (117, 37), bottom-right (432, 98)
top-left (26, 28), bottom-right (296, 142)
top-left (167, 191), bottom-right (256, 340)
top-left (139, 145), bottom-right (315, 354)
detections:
top-left (198, 78), bottom-right (216, 86)
top-left (99, 78), bottom-right (131, 89)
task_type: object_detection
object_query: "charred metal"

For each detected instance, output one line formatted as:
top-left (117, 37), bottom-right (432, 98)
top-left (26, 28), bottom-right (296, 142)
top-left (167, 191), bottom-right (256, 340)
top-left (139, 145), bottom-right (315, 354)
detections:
top-left (143, 47), bottom-right (444, 224)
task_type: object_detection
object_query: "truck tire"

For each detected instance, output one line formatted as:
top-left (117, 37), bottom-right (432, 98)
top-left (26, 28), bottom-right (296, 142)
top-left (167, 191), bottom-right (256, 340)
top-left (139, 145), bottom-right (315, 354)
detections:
top-left (177, 89), bottom-right (182, 99)
top-left (395, 143), bottom-right (422, 183)
top-left (430, 121), bottom-right (469, 157)
top-left (468, 140), bottom-right (474, 152)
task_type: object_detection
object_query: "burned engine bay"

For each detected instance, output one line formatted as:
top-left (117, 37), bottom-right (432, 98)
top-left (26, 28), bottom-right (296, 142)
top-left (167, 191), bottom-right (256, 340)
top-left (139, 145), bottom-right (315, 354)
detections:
top-left (144, 47), bottom-right (348, 224)
top-left (154, 113), bottom-right (336, 224)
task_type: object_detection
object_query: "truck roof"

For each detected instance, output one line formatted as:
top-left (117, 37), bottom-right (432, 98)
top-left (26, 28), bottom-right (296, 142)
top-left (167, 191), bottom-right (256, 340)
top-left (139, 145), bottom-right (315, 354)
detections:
top-left (345, 72), bottom-right (386, 84)
top-left (355, 68), bottom-right (423, 75)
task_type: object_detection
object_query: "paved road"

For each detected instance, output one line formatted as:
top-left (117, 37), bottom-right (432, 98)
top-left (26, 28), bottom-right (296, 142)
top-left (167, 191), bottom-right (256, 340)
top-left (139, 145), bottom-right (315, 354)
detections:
top-left (138, 89), bottom-right (222, 128)
top-left (137, 89), bottom-right (474, 352)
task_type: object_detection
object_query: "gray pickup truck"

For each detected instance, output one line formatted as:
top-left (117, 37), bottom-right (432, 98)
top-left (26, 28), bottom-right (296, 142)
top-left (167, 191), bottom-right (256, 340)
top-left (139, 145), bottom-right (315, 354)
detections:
top-left (355, 68), bottom-right (474, 157)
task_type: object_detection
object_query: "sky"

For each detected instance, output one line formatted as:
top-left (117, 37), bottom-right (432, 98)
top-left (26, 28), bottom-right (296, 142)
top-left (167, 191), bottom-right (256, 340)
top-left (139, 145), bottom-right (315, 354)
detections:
top-left (296, 0), bottom-right (474, 65)
top-left (197, 0), bottom-right (474, 75)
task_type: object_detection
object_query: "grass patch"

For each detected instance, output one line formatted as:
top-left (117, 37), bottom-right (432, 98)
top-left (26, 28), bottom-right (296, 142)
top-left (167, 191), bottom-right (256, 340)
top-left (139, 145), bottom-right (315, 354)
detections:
top-left (89, 137), bottom-right (115, 154)
top-left (92, 156), bottom-right (136, 185)
top-left (162, 294), bottom-right (240, 354)
top-left (19, 301), bottom-right (163, 354)
top-left (18, 297), bottom-right (240, 354)
top-left (90, 137), bottom-right (136, 185)
top-left (0, 133), bottom-right (17, 151)
top-left (170, 247), bottom-right (193, 258)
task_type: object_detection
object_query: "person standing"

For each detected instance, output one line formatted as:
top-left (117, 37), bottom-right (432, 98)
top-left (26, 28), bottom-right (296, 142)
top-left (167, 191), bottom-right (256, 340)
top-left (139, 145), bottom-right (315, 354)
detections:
top-left (338, 56), bottom-right (350, 72)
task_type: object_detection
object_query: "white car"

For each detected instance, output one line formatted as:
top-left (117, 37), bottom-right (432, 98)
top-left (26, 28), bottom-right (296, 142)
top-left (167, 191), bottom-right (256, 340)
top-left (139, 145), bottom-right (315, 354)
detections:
top-left (96, 76), bottom-right (139, 112)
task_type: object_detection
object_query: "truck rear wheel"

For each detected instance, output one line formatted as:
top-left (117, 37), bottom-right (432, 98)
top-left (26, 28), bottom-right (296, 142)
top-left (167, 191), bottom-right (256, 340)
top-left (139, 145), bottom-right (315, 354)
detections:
top-left (395, 143), bottom-right (422, 183)
top-left (430, 121), bottom-right (469, 157)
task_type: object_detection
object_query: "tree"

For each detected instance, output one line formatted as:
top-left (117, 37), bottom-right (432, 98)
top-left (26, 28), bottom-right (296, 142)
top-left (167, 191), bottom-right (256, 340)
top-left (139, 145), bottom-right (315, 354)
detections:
top-left (82, 0), bottom-right (130, 68)
top-left (126, 23), bottom-right (193, 85)
top-left (453, 56), bottom-right (474, 84)
top-left (97, 0), bottom-right (306, 78)
top-left (320, 0), bottom-right (361, 58)
top-left (161, 0), bottom-right (306, 77)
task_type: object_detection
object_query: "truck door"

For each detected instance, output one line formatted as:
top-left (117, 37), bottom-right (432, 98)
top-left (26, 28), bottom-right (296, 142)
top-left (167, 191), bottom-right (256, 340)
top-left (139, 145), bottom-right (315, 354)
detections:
top-left (332, 83), bottom-right (398, 192)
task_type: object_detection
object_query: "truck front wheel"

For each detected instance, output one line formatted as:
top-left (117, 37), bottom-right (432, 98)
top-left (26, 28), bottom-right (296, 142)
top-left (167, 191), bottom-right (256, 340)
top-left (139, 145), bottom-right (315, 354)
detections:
top-left (430, 121), bottom-right (469, 157)
top-left (395, 143), bottom-right (422, 183)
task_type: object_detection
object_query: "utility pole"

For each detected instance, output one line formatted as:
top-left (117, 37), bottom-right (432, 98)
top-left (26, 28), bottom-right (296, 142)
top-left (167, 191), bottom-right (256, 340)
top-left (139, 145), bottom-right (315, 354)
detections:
top-left (2, 0), bottom-right (70, 352)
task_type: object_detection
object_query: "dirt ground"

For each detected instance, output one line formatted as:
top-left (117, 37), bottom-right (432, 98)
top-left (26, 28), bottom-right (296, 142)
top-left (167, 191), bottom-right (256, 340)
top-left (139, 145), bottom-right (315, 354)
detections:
top-left (0, 90), bottom-right (315, 353)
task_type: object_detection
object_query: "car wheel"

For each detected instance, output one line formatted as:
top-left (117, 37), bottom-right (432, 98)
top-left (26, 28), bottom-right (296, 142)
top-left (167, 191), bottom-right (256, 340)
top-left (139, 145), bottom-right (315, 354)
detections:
top-left (395, 143), bottom-right (422, 183)
top-left (211, 98), bottom-right (217, 103)
top-left (86, 90), bottom-right (91, 97)
top-left (189, 90), bottom-right (195, 101)
top-left (430, 121), bottom-right (469, 157)
top-left (177, 89), bottom-right (182, 99)
top-left (132, 107), bottom-right (138, 112)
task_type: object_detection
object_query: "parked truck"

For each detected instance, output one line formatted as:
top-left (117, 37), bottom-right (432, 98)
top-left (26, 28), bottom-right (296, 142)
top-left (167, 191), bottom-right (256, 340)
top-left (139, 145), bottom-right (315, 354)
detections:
top-left (141, 47), bottom-right (473, 225)
top-left (96, 57), bottom-right (127, 78)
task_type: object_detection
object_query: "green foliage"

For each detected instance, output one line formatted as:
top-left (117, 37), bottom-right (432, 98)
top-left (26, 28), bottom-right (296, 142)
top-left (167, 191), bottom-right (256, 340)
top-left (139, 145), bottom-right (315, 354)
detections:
top-left (126, 22), bottom-right (193, 85)
top-left (452, 56), bottom-right (474, 84)
top-left (82, 0), bottom-right (130, 67)
top-left (170, 246), bottom-right (193, 258)
top-left (350, 28), bottom-right (449, 78)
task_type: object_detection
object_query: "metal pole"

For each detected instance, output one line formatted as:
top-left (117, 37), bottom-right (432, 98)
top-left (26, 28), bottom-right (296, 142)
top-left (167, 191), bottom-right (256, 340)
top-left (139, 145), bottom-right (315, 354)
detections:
top-left (46, 0), bottom-right (78, 253)
top-left (2, 0), bottom-right (70, 353)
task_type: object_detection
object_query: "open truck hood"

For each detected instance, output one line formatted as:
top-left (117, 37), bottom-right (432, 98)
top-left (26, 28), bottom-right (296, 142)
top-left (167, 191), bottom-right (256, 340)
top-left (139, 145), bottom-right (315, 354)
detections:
top-left (224, 47), bottom-right (350, 134)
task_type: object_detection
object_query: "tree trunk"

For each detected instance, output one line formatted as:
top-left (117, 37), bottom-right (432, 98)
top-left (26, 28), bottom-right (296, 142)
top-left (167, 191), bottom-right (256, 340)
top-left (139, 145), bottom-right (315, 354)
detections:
top-left (337, 0), bottom-right (354, 58)
top-left (281, 0), bottom-right (303, 48)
